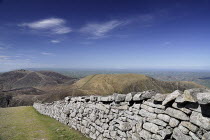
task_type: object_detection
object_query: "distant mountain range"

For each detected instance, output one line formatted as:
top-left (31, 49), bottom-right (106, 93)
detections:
top-left (0, 69), bottom-right (76, 90)
top-left (24, 68), bottom-right (210, 88)
top-left (0, 70), bottom-right (206, 107)
top-left (0, 70), bottom-right (77, 107)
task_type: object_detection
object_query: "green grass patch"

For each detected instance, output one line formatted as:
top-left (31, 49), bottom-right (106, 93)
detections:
top-left (0, 106), bottom-right (90, 140)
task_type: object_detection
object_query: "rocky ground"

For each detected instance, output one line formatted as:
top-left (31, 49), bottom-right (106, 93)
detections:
top-left (34, 88), bottom-right (210, 140)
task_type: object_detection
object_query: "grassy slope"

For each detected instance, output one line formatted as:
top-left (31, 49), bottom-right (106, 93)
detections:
top-left (73, 74), bottom-right (150, 94)
top-left (73, 74), bottom-right (205, 95)
top-left (0, 106), bottom-right (90, 140)
top-left (25, 74), bottom-right (206, 103)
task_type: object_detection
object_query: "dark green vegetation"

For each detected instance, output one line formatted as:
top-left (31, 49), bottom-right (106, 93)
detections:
top-left (0, 106), bottom-right (90, 140)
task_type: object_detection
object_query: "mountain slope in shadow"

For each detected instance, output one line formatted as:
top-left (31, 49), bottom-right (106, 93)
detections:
top-left (0, 69), bottom-right (77, 107)
top-left (0, 71), bottom-right (206, 107)
top-left (0, 69), bottom-right (76, 91)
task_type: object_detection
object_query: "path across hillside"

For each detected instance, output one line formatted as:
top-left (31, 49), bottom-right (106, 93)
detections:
top-left (0, 106), bottom-right (90, 140)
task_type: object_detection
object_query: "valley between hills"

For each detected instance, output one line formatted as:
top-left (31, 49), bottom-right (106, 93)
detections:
top-left (0, 69), bottom-right (207, 108)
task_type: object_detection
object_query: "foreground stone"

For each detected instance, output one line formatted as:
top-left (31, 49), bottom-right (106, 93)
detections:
top-left (202, 132), bottom-right (210, 140)
top-left (166, 107), bottom-right (189, 121)
top-left (33, 88), bottom-right (210, 140)
top-left (190, 111), bottom-right (210, 130)
top-left (139, 129), bottom-right (152, 140)
top-left (153, 93), bottom-right (167, 102)
top-left (162, 90), bottom-right (182, 105)
top-left (172, 128), bottom-right (192, 140)
top-left (176, 88), bottom-right (210, 104)
top-left (180, 121), bottom-right (198, 132)
top-left (143, 122), bottom-right (159, 133)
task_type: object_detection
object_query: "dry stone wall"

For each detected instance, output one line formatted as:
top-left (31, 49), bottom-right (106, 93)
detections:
top-left (33, 88), bottom-right (210, 140)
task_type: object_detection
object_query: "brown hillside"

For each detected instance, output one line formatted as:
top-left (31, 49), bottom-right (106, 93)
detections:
top-left (0, 72), bottom-right (206, 107)
top-left (0, 69), bottom-right (77, 90)
top-left (0, 70), bottom-right (78, 107)
top-left (72, 74), bottom-right (205, 95)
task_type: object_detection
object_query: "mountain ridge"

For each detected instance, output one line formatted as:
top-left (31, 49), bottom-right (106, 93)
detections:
top-left (0, 70), bottom-right (207, 107)
top-left (0, 69), bottom-right (77, 90)
top-left (0, 69), bottom-right (77, 107)
top-left (72, 73), bottom-right (205, 95)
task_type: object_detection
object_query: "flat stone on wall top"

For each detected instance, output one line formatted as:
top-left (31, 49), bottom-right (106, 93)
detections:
top-left (33, 88), bottom-right (210, 140)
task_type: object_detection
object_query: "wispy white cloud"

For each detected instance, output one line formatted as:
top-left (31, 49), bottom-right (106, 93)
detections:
top-left (41, 52), bottom-right (55, 56)
top-left (0, 55), bottom-right (11, 59)
top-left (52, 27), bottom-right (71, 34)
top-left (19, 18), bottom-right (72, 34)
top-left (50, 40), bottom-right (60, 43)
top-left (79, 14), bottom-right (155, 39)
top-left (0, 55), bottom-right (27, 61)
top-left (20, 18), bottom-right (65, 29)
top-left (80, 20), bottom-right (124, 39)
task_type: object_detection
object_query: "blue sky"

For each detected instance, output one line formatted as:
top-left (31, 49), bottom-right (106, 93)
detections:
top-left (0, 0), bottom-right (210, 71)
